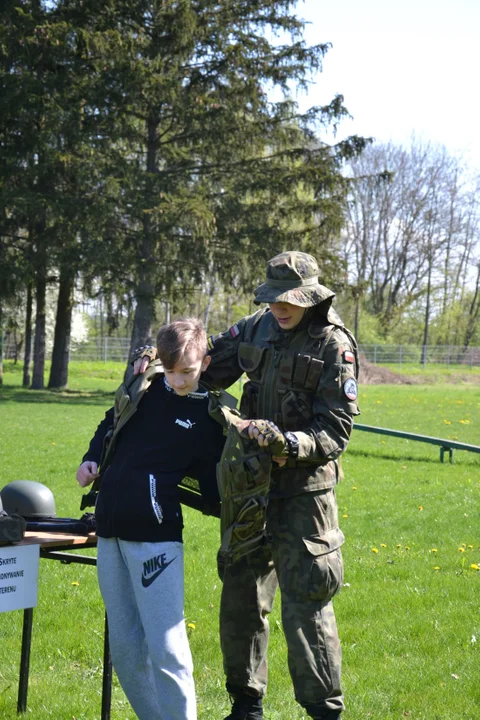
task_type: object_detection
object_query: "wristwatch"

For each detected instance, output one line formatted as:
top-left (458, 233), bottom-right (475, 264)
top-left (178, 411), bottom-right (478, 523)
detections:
top-left (284, 431), bottom-right (299, 459)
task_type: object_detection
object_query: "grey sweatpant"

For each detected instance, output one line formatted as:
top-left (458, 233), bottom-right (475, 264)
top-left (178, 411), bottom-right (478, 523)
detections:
top-left (97, 537), bottom-right (196, 720)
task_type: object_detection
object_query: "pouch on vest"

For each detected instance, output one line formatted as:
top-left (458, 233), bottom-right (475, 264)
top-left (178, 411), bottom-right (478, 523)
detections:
top-left (217, 425), bottom-right (272, 571)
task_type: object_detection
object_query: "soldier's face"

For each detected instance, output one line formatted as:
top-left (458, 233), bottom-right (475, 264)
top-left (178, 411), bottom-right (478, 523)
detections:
top-left (164, 350), bottom-right (211, 396)
top-left (269, 302), bottom-right (306, 330)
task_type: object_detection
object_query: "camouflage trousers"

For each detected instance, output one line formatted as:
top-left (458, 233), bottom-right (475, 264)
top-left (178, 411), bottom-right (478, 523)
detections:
top-left (219, 489), bottom-right (345, 715)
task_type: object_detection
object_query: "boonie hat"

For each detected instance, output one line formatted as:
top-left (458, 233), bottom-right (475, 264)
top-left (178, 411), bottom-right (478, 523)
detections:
top-left (253, 251), bottom-right (335, 308)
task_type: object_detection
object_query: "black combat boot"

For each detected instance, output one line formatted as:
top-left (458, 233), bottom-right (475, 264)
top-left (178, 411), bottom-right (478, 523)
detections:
top-left (224, 690), bottom-right (263, 720)
top-left (302, 702), bottom-right (342, 720)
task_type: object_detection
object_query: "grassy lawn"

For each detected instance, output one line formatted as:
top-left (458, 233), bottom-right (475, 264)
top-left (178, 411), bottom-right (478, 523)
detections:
top-left (0, 361), bottom-right (479, 719)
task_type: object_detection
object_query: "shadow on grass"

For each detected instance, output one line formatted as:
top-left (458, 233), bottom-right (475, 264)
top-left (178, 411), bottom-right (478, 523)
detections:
top-left (0, 386), bottom-right (112, 406)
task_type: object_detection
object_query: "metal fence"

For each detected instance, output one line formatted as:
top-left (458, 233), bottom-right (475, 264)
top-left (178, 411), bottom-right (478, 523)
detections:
top-left (70, 337), bottom-right (132, 362)
top-left (69, 340), bottom-right (480, 366)
top-left (3, 335), bottom-right (480, 366)
top-left (359, 345), bottom-right (480, 367)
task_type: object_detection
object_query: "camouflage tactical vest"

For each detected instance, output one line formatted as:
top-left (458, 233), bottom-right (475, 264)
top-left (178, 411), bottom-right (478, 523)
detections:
top-left (236, 311), bottom-right (359, 497)
top-left (216, 425), bottom-right (272, 573)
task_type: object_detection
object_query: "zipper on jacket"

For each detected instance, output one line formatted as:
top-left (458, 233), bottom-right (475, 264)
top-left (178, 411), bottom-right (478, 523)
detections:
top-left (149, 474), bottom-right (164, 524)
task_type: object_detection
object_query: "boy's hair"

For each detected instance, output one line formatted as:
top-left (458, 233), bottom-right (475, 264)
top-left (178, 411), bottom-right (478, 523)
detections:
top-left (156, 318), bottom-right (207, 370)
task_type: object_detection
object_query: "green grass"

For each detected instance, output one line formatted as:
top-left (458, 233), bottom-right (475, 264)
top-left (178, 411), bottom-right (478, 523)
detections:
top-left (0, 362), bottom-right (479, 719)
top-left (378, 361), bottom-right (480, 382)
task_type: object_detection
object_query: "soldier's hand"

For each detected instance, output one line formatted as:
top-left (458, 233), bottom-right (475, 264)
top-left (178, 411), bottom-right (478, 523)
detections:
top-left (132, 345), bottom-right (157, 375)
top-left (76, 461), bottom-right (99, 488)
top-left (247, 420), bottom-right (288, 457)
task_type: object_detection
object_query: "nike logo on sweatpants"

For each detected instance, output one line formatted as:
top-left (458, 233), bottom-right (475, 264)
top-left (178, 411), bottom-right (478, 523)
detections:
top-left (141, 554), bottom-right (177, 588)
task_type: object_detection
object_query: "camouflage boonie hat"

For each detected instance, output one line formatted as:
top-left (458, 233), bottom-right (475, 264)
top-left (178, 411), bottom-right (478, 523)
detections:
top-left (253, 251), bottom-right (335, 307)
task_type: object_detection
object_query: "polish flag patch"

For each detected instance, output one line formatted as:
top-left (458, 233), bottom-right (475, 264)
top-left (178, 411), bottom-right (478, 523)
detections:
top-left (229, 324), bottom-right (240, 338)
top-left (343, 351), bottom-right (355, 363)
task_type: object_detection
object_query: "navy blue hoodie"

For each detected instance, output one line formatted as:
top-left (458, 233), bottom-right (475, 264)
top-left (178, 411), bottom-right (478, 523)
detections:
top-left (82, 376), bottom-right (225, 542)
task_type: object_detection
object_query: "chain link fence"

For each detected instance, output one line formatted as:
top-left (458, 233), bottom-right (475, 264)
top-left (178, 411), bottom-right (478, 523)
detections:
top-left (3, 334), bottom-right (480, 366)
top-left (69, 337), bottom-right (132, 362)
top-left (359, 345), bottom-right (480, 366)
top-left (68, 340), bottom-right (480, 366)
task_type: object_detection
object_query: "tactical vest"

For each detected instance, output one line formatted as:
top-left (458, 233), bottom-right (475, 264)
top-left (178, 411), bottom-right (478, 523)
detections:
top-left (216, 424), bottom-right (272, 573)
top-left (236, 311), bottom-right (360, 497)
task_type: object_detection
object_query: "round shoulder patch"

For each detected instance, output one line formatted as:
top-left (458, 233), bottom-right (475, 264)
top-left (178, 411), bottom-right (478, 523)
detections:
top-left (343, 378), bottom-right (358, 401)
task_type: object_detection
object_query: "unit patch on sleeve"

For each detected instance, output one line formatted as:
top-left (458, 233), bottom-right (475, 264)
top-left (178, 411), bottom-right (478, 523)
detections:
top-left (343, 350), bottom-right (355, 363)
top-left (229, 324), bottom-right (240, 338)
top-left (343, 378), bottom-right (358, 401)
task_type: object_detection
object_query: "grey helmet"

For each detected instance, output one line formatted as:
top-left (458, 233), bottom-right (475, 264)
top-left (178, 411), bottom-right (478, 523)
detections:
top-left (0, 480), bottom-right (56, 519)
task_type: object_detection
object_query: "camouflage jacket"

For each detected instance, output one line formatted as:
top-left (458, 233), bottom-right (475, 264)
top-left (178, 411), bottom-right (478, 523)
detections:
top-left (203, 308), bottom-right (360, 497)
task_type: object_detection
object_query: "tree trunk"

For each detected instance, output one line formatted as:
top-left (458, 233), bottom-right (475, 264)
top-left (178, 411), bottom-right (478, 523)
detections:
top-left (23, 282), bottom-right (33, 387)
top-left (48, 269), bottom-right (75, 389)
top-left (129, 117), bottom-right (158, 357)
top-left (31, 268), bottom-right (47, 389)
top-left (130, 266), bottom-right (156, 356)
top-left (420, 262), bottom-right (432, 366)
top-left (0, 305), bottom-right (4, 387)
top-left (226, 294), bottom-right (232, 328)
top-left (204, 279), bottom-right (215, 331)
top-left (462, 262), bottom-right (480, 351)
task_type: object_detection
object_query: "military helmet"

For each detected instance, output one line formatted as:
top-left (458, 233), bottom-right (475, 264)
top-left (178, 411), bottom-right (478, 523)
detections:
top-left (253, 251), bottom-right (335, 308)
top-left (0, 480), bottom-right (56, 519)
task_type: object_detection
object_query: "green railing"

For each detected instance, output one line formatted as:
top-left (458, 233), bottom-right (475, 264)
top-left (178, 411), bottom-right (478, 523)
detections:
top-left (353, 423), bottom-right (480, 463)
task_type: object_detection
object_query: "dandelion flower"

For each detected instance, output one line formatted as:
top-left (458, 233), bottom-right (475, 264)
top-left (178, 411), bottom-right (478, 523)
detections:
top-left (187, 623), bottom-right (196, 630)
top-left (405, 546), bottom-right (411, 550)
top-left (71, 581), bottom-right (79, 586)
top-left (352, 486), bottom-right (357, 491)
top-left (470, 564), bottom-right (479, 571)
top-left (342, 514), bottom-right (349, 519)
top-left (458, 548), bottom-right (465, 553)
top-left (381, 543), bottom-right (387, 548)
top-left (418, 506), bottom-right (423, 511)
top-left (434, 566), bottom-right (440, 571)
top-left (443, 420), bottom-right (451, 425)
top-left (430, 548), bottom-right (438, 553)
top-left (372, 547), bottom-right (379, 554)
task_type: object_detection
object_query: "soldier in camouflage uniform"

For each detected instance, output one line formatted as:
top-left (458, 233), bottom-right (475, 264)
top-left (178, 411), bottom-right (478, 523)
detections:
top-left (202, 252), bottom-right (360, 720)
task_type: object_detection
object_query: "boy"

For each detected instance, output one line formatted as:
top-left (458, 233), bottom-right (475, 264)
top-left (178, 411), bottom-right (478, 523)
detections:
top-left (76, 318), bottom-right (228, 720)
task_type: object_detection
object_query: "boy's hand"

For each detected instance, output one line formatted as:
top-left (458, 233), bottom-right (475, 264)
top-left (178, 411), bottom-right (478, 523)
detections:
top-left (76, 461), bottom-right (99, 488)
top-left (132, 345), bottom-right (157, 375)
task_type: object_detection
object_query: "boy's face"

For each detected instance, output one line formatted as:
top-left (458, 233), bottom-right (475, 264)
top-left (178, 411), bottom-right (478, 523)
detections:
top-left (164, 349), bottom-right (211, 396)
top-left (269, 302), bottom-right (306, 330)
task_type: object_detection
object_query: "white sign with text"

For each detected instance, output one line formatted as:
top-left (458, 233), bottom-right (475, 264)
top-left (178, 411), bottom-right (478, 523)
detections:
top-left (0, 545), bottom-right (40, 612)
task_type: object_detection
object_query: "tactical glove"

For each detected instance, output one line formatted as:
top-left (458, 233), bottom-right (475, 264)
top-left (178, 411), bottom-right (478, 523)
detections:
top-left (130, 344), bottom-right (157, 365)
top-left (247, 420), bottom-right (289, 457)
